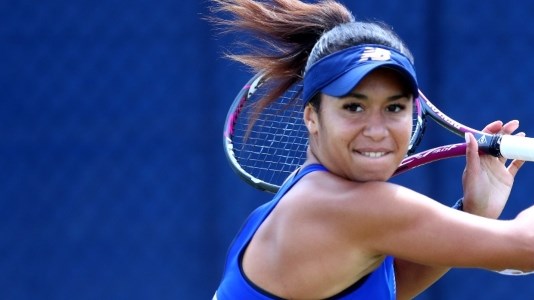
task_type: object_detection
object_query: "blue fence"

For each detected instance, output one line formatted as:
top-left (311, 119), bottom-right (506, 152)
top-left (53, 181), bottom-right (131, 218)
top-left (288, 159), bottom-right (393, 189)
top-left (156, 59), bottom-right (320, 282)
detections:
top-left (2, 1), bottom-right (534, 299)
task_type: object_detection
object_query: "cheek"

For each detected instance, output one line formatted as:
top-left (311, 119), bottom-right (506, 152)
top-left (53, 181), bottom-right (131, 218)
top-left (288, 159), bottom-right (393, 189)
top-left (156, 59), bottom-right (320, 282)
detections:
top-left (320, 117), bottom-right (353, 141)
top-left (314, 120), bottom-right (349, 150)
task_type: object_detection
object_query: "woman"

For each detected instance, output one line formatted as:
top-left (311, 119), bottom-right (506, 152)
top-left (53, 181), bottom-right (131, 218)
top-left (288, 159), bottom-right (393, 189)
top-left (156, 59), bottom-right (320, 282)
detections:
top-left (209, 0), bottom-right (533, 299)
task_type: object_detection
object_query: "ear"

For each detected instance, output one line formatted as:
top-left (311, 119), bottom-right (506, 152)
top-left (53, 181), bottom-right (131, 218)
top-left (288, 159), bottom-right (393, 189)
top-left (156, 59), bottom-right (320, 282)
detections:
top-left (304, 104), bottom-right (319, 135)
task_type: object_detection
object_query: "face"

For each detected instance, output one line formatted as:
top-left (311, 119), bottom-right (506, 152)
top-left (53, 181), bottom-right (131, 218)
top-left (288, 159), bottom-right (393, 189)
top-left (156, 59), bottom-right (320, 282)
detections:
top-left (304, 68), bottom-right (413, 182)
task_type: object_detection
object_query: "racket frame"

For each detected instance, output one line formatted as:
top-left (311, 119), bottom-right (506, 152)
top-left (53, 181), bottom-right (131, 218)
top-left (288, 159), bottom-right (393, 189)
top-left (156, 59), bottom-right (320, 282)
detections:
top-left (223, 74), bottom-right (283, 193)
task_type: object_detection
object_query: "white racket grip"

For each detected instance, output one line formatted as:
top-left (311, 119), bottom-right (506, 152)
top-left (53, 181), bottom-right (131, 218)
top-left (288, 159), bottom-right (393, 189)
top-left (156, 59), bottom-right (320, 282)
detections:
top-left (499, 135), bottom-right (534, 161)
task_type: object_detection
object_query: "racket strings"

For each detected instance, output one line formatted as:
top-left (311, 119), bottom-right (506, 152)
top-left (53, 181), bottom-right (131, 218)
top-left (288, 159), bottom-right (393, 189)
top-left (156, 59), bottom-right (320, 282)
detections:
top-left (230, 83), bottom-right (308, 186)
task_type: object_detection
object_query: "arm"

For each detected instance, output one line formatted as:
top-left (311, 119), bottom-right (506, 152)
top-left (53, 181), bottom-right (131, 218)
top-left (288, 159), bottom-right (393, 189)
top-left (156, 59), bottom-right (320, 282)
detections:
top-left (361, 185), bottom-right (534, 300)
top-left (394, 120), bottom-right (526, 299)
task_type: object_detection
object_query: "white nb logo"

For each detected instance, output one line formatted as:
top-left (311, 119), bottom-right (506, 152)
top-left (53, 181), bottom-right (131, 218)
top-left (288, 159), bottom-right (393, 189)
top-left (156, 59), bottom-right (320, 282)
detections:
top-left (358, 47), bottom-right (391, 62)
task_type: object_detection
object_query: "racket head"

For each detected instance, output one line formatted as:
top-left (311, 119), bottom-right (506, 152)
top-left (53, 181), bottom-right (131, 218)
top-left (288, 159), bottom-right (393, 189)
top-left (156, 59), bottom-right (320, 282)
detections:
top-left (223, 73), bottom-right (308, 193)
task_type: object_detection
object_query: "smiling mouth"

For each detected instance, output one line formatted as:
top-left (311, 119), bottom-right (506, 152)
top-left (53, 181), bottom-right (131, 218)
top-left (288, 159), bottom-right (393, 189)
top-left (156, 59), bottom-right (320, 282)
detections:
top-left (359, 151), bottom-right (387, 158)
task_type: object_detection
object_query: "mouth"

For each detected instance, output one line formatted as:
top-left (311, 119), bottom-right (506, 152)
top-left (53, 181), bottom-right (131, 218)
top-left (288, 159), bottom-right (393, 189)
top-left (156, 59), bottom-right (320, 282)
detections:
top-left (357, 151), bottom-right (389, 158)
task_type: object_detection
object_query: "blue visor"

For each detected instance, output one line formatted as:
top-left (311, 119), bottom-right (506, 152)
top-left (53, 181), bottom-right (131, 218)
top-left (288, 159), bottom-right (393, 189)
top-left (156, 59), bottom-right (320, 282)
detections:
top-left (303, 44), bottom-right (418, 104)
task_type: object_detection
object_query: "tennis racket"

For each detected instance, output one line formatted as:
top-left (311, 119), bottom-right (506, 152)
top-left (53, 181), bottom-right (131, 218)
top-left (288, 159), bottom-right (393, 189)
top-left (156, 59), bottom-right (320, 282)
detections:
top-left (223, 72), bottom-right (534, 193)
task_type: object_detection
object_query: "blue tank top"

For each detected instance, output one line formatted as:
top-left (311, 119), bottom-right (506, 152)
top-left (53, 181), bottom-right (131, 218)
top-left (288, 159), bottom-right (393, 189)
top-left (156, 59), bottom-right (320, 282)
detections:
top-left (214, 164), bottom-right (396, 300)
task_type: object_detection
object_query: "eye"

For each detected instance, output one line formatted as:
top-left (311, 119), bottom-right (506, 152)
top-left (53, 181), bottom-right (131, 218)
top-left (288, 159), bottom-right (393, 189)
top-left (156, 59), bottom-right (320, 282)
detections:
top-left (342, 103), bottom-right (363, 112)
top-left (386, 103), bottom-right (406, 113)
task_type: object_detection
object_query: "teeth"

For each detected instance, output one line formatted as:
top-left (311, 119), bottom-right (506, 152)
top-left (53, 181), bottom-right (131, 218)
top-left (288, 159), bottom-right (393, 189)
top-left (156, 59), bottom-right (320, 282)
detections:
top-left (361, 152), bottom-right (386, 158)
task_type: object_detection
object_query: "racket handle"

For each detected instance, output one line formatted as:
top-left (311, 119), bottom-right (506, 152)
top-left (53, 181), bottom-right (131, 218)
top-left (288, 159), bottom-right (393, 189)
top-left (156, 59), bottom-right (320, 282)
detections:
top-left (498, 135), bottom-right (534, 161)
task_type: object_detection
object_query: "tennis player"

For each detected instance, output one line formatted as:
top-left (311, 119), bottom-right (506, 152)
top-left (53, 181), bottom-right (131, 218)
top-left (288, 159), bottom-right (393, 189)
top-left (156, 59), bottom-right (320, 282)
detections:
top-left (210, 0), bottom-right (533, 299)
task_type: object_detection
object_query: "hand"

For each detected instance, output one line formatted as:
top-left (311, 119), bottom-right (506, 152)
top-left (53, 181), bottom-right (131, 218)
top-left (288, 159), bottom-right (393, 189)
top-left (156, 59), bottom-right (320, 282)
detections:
top-left (462, 120), bottom-right (525, 218)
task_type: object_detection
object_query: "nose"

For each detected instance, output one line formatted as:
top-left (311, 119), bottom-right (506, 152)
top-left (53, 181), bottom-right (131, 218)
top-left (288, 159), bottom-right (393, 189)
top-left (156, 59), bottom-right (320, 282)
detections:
top-left (362, 111), bottom-right (388, 141)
